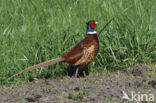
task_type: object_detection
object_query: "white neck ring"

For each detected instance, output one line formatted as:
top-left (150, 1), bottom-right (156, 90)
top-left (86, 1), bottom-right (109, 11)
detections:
top-left (87, 31), bottom-right (97, 34)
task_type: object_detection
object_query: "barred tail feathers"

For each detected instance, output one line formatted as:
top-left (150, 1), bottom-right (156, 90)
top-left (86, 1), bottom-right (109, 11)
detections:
top-left (8, 57), bottom-right (64, 80)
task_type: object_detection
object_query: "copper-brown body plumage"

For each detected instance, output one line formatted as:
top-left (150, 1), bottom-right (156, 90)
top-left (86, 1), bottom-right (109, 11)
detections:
top-left (62, 34), bottom-right (99, 69)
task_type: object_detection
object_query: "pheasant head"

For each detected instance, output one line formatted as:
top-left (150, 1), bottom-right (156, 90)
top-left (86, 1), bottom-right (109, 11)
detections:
top-left (86, 20), bottom-right (98, 34)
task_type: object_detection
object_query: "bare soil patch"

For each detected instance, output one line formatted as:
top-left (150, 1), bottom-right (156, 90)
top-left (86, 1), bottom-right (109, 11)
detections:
top-left (0, 64), bottom-right (155, 103)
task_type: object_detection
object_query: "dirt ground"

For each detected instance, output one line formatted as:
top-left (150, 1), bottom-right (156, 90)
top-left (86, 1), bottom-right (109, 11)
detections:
top-left (0, 64), bottom-right (155, 103)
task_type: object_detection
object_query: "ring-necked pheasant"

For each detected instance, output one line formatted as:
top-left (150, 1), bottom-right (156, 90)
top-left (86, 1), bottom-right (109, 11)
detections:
top-left (9, 20), bottom-right (99, 79)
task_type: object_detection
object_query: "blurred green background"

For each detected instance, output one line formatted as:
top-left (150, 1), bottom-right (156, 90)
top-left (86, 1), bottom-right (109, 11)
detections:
top-left (0, 0), bottom-right (155, 85)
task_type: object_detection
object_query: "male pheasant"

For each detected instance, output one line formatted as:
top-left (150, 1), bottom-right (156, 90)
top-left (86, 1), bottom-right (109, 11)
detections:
top-left (9, 20), bottom-right (99, 79)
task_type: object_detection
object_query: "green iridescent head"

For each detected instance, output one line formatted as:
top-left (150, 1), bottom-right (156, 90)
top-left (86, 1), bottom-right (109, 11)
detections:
top-left (86, 20), bottom-right (98, 33)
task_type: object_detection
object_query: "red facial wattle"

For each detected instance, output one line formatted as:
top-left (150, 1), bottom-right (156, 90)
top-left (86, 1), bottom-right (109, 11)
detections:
top-left (90, 20), bottom-right (96, 29)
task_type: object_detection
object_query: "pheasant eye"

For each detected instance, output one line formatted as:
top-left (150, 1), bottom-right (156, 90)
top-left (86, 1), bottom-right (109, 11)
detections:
top-left (91, 20), bottom-right (95, 23)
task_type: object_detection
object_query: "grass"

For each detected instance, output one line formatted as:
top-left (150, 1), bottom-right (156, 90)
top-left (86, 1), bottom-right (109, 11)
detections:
top-left (0, 0), bottom-right (155, 85)
top-left (68, 89), bottom-right (91, 100)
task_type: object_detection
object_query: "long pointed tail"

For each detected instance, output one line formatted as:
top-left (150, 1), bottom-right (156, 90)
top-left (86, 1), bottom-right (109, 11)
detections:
top-left (8, 57), bottom-right (64, 80)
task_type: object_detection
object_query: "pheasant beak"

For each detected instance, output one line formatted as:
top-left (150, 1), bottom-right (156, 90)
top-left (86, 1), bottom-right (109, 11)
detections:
top-left (95, 22), bottom-right (98, 25)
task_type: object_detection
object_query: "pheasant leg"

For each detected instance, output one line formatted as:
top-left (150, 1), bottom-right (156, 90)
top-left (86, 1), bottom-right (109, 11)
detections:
top-left (74, 63), bottom-right (87, 77)
top-left (74, 68), bottom-right (79, 77)
top-left (83, 71), bottom-right (87, 77)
